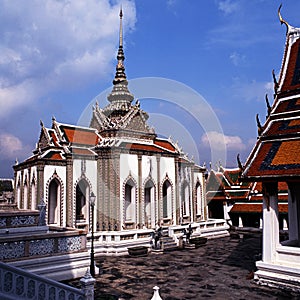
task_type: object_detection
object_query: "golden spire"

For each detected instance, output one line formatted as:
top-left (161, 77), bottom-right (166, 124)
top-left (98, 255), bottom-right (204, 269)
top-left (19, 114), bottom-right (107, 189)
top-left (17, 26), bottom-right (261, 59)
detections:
top-left (119, 6), bottom-right (123, 47)
top-left (113, 6), bottom-right (127, 85)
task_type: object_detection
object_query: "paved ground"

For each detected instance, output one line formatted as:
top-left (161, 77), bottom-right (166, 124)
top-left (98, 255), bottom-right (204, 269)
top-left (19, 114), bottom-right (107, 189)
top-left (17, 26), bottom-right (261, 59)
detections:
top-left (67, 235), bottom-right (300, 299)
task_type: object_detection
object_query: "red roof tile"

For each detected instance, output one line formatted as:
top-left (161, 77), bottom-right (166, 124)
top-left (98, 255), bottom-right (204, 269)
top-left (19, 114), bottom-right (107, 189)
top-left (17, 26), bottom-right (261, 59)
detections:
top-left (230, 203), bottom-right (288, 213)
top-left (61, 126), bottom-right (99, 145)
top-left (154, 139), bottom-right (176, 152)
top-left (72, 148), bottom-right (96, 156)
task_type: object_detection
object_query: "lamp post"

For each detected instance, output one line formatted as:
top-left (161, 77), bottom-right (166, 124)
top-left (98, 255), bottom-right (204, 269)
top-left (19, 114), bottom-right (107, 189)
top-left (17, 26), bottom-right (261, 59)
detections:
top-left (90, 191), bottom-right (96, 277)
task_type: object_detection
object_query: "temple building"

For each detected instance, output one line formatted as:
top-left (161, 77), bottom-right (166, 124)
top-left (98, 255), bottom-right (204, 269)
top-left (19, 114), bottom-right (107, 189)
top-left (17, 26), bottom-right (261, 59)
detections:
top-left (206, 167), bottom-right (288, 229)
top-left (13, 10), bottom-right (207, 234)
top-left (241, 6), bottom-right (300, 291)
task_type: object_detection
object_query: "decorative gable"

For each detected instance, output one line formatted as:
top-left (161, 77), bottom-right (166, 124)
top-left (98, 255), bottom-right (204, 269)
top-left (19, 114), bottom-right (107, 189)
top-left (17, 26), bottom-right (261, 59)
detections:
top-left (38, 127), bottom-right (51, 149)
top-left (122, 112), bottom-right (151, 133)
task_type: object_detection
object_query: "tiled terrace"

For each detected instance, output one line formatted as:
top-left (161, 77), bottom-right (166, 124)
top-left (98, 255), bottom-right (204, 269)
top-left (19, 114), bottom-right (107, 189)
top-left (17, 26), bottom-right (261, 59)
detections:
top-left (67, 234), bottom-right (300, 299)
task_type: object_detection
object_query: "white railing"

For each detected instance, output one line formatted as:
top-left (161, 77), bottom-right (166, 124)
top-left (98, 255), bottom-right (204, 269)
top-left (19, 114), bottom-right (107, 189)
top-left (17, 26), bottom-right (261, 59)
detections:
top-left (0, 261), bottom-right (95, 300)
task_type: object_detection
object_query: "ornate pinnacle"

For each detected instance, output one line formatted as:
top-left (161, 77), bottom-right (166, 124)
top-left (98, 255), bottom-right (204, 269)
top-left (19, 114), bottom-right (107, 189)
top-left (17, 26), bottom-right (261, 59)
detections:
top-left (113, 7), bottom-right (126, 85)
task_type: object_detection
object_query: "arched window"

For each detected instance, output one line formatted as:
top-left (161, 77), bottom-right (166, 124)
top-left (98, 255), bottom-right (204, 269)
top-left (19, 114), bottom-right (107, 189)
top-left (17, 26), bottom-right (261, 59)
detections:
top-left (181, 181), bottom-right (190, 217)
top-left (195, 182), bottom-right (202, 216)
top-left (23, 178), bottom-right (28, 210)
top-left (162, 180), bottom-right (172, 219)
top-left (17, 178), bottom-right (21, 208)
top-left (48, 179), bottom-right (60, 225)
top-left (144, 179), bottom-right (155, 228)
top-left (31, 181), bottom-right (36, 210)
top-left (125, 179), bottom-right (136, 222)
top-left (75, 179), bottom-right (89, 222)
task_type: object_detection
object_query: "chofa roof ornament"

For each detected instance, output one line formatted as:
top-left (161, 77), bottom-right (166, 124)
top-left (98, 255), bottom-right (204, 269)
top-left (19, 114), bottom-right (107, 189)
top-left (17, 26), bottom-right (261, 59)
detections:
top-left (278, 4), bottom-right (290, 32)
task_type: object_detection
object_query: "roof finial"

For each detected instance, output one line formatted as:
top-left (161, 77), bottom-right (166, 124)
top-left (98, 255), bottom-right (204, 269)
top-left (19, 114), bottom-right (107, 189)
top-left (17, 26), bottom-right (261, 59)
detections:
top-left (278, 4), bottom-right (289, 33)
top-left (256, 114), bottom-right (262, 136)
top-left (119, 6), bottom-right (123, 48)
top-left (272, 69), bottom-right (279, 94)
top-left (265, 94), bottom-right (271, 118)
top-left (112, 6), bottom-right (127, 85)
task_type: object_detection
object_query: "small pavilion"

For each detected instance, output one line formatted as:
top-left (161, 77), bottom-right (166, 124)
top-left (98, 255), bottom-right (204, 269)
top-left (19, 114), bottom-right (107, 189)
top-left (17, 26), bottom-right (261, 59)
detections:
top-left (241, 6), bottom-right (300, 291)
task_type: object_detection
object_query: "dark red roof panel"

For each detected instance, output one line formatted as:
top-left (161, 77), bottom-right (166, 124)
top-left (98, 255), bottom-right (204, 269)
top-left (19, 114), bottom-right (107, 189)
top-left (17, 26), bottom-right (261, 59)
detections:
top-left (273, 97), bottom-right (300, 115)
top-left (265, 119), bottom-right (300, 137)
top-left (281, 39), bottom-right (300, 92)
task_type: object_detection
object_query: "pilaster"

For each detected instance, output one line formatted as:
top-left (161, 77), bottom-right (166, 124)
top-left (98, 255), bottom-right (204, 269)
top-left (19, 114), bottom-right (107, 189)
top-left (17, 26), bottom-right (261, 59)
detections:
top-left (37, 163), bottom-right (44, 207)
top-left (156, 156), bottom-right (161, 223)
top-left (138, 155), bottom-right (142, 226)
top-left (175, 158), bottom-right (180, 225)
top-left (66, 155), bottom-right (73, 227)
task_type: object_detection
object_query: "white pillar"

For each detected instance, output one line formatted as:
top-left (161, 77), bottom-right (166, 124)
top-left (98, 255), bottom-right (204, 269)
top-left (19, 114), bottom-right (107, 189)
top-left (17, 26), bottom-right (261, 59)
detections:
top-left (223, 201), bottom-right (229, 220)
top-left (238, 216), bottom-right (243, 227)
top-left (287, 182), bottom-right (300, 242)
top-left (262, 182), bottom-right (279, 263)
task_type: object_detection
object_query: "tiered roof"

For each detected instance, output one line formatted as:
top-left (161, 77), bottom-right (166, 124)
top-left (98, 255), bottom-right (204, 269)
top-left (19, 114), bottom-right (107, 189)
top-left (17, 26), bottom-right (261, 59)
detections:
top-left (242, 7), bottom-right (300, 181)
top-left (206, 167), bottom-right (253, 203)
top-left (207, 167), bottom-right (288, 214)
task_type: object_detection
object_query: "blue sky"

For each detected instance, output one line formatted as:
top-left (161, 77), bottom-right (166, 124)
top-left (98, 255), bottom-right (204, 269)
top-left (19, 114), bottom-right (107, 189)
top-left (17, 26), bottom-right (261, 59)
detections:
top-left (1, 0), bottom-right (300, 178)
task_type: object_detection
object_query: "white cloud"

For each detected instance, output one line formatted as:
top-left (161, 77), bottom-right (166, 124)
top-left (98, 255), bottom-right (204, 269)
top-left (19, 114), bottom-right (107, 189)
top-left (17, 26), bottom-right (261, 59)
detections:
top-left (0, 0), bottom-right (136, 118)
top-left (0, 133), bottom-right (31, 159)
top-left (229, 51), bottom-right (246, 66)
top-left (201, 131), bottom-right (246, 151)
top-left (231, 77), bottom-right (273, 102)
top-left (218, 0), bottom-right (239, 15)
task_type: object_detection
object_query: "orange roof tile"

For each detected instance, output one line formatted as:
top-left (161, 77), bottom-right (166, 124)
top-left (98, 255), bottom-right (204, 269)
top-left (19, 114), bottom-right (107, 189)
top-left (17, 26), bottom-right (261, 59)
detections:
top-left (154, 140), bottom-right (176, 152)
top-left (72, 148), bottom-right (96, 156)
top-left (62, 126), bottom-right (99, 145)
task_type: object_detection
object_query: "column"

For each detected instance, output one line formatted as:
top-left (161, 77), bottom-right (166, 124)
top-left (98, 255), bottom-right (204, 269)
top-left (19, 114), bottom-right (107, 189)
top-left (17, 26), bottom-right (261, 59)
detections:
top-left (262, 181), bottom-right (279, 263)
top-left (287, 182), bottom-right (300, 242)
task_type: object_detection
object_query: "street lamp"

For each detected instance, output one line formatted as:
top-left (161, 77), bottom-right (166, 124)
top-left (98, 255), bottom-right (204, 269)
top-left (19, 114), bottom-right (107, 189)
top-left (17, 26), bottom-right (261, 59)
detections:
top-left (90, 191), bottom-right (96, 277)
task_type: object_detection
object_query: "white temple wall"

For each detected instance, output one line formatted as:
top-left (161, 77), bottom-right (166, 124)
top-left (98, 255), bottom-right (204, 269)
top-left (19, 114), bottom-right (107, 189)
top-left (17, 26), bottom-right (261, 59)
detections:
top-left (141, 156), bottom-right (158, 228)
top-left (73, 159), bottom-right (98, 229)
top-left (44, 165), bottom-right (66, 226)
top-left (193, 171), bottom-right (205, 220)
top-left (22, 168), bottom-right (29, 210)
top-left (119, 153), bottom-right (138, 226)
top-left (141, 156), bottom-right (157, 182)
top-left (73, 159), bottom-right (97, 192)
top-left (160, 157), bottom-right (175, 184)
top-left (30, 166), bottom-right (37, 210)
top-left (160, 157), bottom-right (176, 223)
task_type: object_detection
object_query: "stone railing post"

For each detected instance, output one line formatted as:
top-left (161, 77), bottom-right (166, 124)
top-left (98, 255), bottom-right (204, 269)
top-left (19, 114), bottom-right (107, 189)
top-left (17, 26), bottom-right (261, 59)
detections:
top-left (80, 269), bottom-right (96, 300)
top-left (38, 198), bottom-right (46, 226)
top-left (151, 286), bottom-right (163, 300)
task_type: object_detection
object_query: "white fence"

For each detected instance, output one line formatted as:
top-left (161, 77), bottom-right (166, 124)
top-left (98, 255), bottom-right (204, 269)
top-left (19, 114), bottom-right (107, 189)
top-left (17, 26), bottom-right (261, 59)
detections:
top-left (0, 261), bottom-right (95, 300)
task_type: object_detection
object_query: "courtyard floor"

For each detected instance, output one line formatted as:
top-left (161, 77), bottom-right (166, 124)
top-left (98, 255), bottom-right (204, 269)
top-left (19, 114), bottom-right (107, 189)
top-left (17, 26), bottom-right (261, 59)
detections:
top-left (67, 234), bottom-right (300, 299)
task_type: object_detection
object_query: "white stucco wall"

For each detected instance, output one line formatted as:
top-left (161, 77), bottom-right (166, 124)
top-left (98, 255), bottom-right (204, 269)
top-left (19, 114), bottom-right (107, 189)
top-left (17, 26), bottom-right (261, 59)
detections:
top-left (119, 153), bottom-right (138, 225)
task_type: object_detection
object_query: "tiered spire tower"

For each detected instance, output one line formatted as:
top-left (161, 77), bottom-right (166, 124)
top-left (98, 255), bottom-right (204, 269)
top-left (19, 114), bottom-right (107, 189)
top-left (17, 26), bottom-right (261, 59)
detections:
top-left (104, 7), bottom-right (134, 117)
